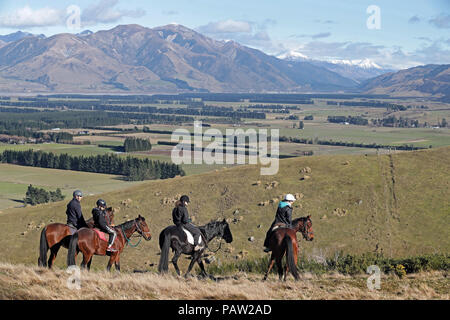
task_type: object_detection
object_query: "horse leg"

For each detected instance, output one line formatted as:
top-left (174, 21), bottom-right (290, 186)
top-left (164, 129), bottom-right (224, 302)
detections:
top-left (263, 254), bottom-right (276, 281)
top-left (107, 253), bottom-right (118, 272)
top-left (171, 249), bottom-right (182, 276)
top-left (87, 257), bottom-right (93, 270)
top-left (196, 254), bottom-right (207, 278)
top-left (48, 243), bottom-right (61, 269)
top-left (114, 255), bottom-right (121, 272)
top-left (81, 253), bottom-right (92, 270)
top-left (276, 255), bottom-right (283, 280)
top-left (184, 253), bottom-right (199, 278)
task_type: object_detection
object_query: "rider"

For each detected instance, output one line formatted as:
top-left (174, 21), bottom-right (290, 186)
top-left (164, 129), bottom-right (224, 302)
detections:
top-left (66, 190), bottom-right (88, 232)
top-left (172, 195), bottom-right (203, 251)
top-left (92, 199), bottom-right (117, 252)
top-left (263, 193), bottom-right (296, 252)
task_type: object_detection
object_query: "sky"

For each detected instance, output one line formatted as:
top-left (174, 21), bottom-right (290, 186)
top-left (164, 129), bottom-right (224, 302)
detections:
top-left (0, 0), bottom-right (449, 69)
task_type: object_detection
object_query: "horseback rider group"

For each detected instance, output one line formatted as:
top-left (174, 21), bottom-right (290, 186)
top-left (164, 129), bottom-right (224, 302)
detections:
top-left (65, 189), bottom-right (297, 255)
top-left (65, 190), bottom-right (117, 252)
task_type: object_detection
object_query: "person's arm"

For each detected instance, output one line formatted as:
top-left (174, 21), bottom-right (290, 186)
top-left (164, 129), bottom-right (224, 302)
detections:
top-left (76, 203), bottom-right (88, 228)
top-left (286, 207), bottom-right (293, 226)
top-left (182, 207), bottom-right (191, 224)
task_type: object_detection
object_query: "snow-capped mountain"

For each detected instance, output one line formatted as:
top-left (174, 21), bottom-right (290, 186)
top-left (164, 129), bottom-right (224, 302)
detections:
top-left (276, 50), bottom-right (394, 82)
top-left (329, 58), bottom-right (382, 70)
top-left (276, 50), bottom-right (309, 61)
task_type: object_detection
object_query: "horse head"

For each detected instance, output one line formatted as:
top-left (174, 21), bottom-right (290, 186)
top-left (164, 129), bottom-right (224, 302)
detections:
top-left (135, 214), bottom-right (152, 241)
top-left (106, 207), bottom-right (115, 224)
top-left (301, 215), bottom-right (314, 241)
top-left (220, 219), bottom-right (233, 243)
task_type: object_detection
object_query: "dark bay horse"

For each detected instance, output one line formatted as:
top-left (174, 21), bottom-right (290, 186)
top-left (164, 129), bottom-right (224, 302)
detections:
top-left (67, 215), bottom-right (151, 271)
top-left (158, 219), bottom-right (233, 277)
top-left (263, 216), bottom-right (314, 281)
top-left (38, 207), bottom-right (115, 268)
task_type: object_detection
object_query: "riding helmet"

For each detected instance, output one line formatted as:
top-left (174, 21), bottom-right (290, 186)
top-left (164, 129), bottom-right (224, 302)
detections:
top-left (284, 194), bottom-right (296, 202)
top-left (73, 190), bottom-right (83, 197)
top-left (96, 199), bottom-right (107, 207)
top-left (180, 195), bottom-right (190, 204)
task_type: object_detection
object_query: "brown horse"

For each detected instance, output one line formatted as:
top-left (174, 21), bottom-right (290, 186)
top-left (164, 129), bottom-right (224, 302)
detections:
top-left (67, 215), bottom-right (151, 271)
top-left (38, 207), bottom-right (115, 268)
top-left (263, 216), bottom-right (314, 281)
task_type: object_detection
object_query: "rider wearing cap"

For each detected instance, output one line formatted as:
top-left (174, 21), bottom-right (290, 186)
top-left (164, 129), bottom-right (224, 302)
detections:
top-left (66, 190), bottom-right (88, 231)
top-left (92, 199), bottom-right (117, 252)
top-left (172, 195), bottom-right (203, 251)
top-left (263, 193), bottom-right (296, 252)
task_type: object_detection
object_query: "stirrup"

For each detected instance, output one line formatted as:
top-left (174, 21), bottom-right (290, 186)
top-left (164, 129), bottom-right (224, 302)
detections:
top-left (263, 247), bottom-right (271, 253)
top-left (107, 246), bottom-right (118, 252)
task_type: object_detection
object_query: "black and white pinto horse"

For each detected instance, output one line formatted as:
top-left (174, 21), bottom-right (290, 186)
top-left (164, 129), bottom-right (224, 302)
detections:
top-left (158, 219), bottom-right (233, 277)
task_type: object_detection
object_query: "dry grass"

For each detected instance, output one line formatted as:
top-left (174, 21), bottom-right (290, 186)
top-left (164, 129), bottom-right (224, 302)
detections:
top-left (0, 262), bottom-right (447, 300)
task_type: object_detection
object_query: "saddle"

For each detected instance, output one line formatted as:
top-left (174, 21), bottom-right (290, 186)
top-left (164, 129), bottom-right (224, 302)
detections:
top-left (93, 228), bottom-right (109, 242)
top-left (271, 222), bottom-right (288, 232)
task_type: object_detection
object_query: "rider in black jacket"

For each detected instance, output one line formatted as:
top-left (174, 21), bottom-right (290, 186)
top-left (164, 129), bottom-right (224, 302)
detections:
top-left (66, 190), bottom-right (88, 230)
top-left (92, 199), bottom-right (117, 252)
top-left (172, 195), bottom-right (203, 250)
top-left (263, 194), bottom-right (296, 252)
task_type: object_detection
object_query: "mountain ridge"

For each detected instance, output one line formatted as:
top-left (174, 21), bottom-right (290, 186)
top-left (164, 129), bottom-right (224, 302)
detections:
top-left (0, 24), bottom-right (358, 93)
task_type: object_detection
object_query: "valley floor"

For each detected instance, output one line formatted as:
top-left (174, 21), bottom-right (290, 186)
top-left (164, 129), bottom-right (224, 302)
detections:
top-left (0, 262), bottom-right (447, 300)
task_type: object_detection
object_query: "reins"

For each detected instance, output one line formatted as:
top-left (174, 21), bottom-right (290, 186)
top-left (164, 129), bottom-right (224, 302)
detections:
top-left (120, 220), bottom-right (143, 248)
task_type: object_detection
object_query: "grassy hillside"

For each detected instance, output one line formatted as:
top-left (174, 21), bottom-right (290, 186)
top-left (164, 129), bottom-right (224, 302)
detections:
top-left (0, 147), bottom-right (448, 273)
top-left (0, 263), bottom-right (447, 300)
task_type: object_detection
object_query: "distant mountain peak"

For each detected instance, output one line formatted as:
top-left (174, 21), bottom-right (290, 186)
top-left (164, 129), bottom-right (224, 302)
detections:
top-left (329, 58), bottom-right (382, 70)
top-left (277, 50), bottom-right (309, 61)
top-left (0, 31), bottom-right (46, 43)
top-left (77, 30), bottom-right (94, 37)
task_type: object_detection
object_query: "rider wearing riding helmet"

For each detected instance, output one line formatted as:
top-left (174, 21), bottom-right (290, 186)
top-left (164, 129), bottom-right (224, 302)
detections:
top-left (172, 195), bottom-right (203, 251)
top-left (92, 199), bottom-right (117, 252)
top-left (66, 190), bottom-right (88, 231)
top-left (263, 193), bottom-right (296, 252)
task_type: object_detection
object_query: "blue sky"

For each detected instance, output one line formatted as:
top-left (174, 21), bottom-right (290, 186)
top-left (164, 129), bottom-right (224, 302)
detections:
top-left (0, 0), bottom-right (449, 69)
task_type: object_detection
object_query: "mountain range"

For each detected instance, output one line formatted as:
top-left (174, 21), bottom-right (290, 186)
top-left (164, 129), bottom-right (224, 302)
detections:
top-left (0, 24), bottom-right (448, 96)
top-left (277, 50), bottom-right (394, 83)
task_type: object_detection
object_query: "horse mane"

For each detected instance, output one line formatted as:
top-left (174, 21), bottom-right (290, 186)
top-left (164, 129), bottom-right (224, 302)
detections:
top-left (198, 220), bottom-right (224, 239)
top-left (292, 216), bottom-right (309, 226)
top-left (117, 218), bottom-right (136, 230)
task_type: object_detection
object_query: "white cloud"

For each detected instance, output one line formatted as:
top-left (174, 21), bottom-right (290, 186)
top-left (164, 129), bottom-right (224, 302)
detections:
top-left (0, 5), bottom-right (63, 28)
top-left (197, 19), bottom-right (252, 34)
top-left (81, 0), bottom-right (146, 26)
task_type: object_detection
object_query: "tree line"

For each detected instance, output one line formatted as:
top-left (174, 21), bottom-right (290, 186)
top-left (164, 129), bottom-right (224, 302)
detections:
top-left (279, 136), bottom-right (425, 151)
top-left (0, 149), bottom-right (185, 181)
top-left (327, 116), bottom-right (369, 126)
top-left (124, 137), bottom-right (152, 152)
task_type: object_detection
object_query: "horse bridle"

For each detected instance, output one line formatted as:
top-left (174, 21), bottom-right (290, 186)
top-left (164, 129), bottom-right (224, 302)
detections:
top-left (121, 218), bottom-right (146, 247)
top-left (301, 218), bottom-right (313, 239)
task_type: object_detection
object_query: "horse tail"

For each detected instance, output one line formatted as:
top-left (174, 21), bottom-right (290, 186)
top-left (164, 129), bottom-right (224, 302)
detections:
top-left (283, 235), bottom-right (299, 280)
top-left (38, 227), bottom-right (48, 267)
top-left (67, 232), bottom-right (79, 266)
top-left (158, 231), bottom-right (171, 274)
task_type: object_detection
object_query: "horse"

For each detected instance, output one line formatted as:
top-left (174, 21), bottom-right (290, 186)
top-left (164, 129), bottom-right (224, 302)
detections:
top-left (263, 216), bottom-right (314, 281)
top-left (37, 207), bottom-right (115, 268)
top-left (158, 219), bottom-right (233, 278)
top-left (66, 215), bottom-right (151, 271)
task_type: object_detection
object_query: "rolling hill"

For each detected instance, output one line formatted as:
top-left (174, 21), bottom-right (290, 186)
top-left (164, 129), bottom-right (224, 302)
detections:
top-left (0, 24), bottom-right (357, 93)
top-left (0, 146), bottom-right (448, 273)
top-left (361, 64), bottom-right (450, 98)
